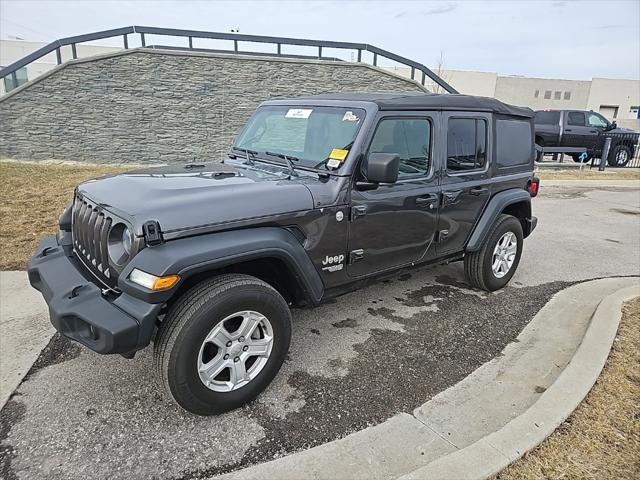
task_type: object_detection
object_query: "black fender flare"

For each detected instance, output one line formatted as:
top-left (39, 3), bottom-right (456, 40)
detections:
top-left (465, 189), bottom-right (532, 252)
top-left (118, 227), bottom-right (324, 305)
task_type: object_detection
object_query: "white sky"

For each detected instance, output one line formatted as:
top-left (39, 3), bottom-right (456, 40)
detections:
top-left (1, 0), bottom-right (638, 80)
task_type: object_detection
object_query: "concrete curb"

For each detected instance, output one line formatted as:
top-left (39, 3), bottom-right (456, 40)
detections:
top-left (399, 283), bottom-right (640, 480)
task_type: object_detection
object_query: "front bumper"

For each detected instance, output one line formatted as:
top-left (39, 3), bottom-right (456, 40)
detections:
top-left (27, 234), bottom-right (162, 354)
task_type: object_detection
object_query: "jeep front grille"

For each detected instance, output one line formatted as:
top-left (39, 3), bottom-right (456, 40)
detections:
top-left (72, 195), bottom-right (115, 288)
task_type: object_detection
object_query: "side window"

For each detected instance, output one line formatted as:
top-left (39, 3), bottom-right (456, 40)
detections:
top-left (447, 118), bottom-right (487, 172)
top-left (567, 112), bottom-right (585, 126)
top-left (587, 113), bottom-right (609, 128)
top-left (369, 118), bottom-right (431, 178)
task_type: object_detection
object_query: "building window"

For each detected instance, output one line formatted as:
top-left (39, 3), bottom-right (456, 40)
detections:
top-left (554, 91), bottom-right (561, 100)
top-left (2, 67), bottom-right (28, 93)
top-left (544, 90), bottom-right (552, 99)
top-left (564, 91), bottom-right (571, 100)
top-left (447, 118), bottom-right (487, 172)
top-left (534, 90), bottom-right (540, 98)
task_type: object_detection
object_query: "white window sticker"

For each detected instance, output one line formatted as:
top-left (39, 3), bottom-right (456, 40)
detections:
top-left (342, 111), bottom-right (359, 122)
top-left (327, 159), bottom-right (342, 169)
top-left (285, 108), bottom-right (313, 119)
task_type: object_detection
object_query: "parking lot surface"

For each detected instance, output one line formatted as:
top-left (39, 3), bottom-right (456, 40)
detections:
top-left (1, 184), bottom-right (639, 480)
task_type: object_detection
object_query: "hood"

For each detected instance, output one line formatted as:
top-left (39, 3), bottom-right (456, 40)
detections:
top-left (77, 162), bottom-right (315, 235)
top-left (610, 127), bottom-right (638, 134)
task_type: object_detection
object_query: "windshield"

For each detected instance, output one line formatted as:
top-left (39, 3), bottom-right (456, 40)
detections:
top-left (234, 105), bottom-right (365, 170)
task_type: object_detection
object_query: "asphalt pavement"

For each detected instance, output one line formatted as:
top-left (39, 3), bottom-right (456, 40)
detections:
top-left (1, 183), bottom-right (639, 480)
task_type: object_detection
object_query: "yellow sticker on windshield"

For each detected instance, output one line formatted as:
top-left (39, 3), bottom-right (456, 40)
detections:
top-left (329, 148), bottom-right (349, 161)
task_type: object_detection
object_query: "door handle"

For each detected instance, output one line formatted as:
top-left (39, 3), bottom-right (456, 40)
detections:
top-left (565, 128), bottom-right (572, 132)
top-left (469, 187), bottom-right (488, 196)
top-left (416, 197), bottom-right (438, 209)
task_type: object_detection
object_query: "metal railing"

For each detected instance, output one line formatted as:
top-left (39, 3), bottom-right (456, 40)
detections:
top-left (0, 25), bottom-right (458, 94)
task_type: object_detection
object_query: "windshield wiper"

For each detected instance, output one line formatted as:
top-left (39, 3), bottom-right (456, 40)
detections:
top-left (265, 151), bottom-right (299, 177)
top-left (230, 147), bottom-right (258, 166)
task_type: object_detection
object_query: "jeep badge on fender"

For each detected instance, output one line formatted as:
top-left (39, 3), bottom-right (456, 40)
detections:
top-left (28, 93), bottom-right (538, 415)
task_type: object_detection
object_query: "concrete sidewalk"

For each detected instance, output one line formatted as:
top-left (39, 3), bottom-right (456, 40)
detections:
top-left (0, 271), bottom-right (53, 407)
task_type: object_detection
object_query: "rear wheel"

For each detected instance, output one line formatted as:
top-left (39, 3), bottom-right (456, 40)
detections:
top-left (153, 274), bottom-right (291, 415)
top-left (464, 214), bottom-right (524, 291)
top-left (607, 144), bottom-right (632, 167)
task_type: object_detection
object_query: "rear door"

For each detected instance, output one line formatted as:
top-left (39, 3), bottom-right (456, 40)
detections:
top-left (437, 112), bottom-right (492, 255)
top-left (347, 112), bottom-right (440, 277)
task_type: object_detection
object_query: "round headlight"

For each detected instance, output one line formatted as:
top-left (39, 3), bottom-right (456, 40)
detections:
top-left (108, 223), bottom-right (134, 266)
top-left (122, 227), bottom-right (132, 255)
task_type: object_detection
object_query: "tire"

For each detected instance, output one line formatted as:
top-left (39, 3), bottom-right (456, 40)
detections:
top-left (153, 274), bottom-right (291, 415)
top-left (464, 214), bottom-right (524, 292)
top-left (607, 144), bottom-right (632, 167)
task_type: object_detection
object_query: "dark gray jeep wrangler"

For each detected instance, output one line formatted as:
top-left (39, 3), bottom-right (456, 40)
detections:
top-left (28, 93), bottom-right (539, 415)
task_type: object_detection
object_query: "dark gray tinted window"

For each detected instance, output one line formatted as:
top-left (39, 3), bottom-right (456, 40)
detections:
top-left (447, 118), bottom-right (487, 172)
top-left (567, 112), bottom-right (585, 126)
top-left (534, 111), bottom-right (560, 125)
top-left (369, 118), bottom-right (431, 178)
top-left (496, 120), bottom-right (533, 168)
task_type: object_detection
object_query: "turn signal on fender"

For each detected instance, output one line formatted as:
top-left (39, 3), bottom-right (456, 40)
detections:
top-left (130, 269), bottom-right (180, 291)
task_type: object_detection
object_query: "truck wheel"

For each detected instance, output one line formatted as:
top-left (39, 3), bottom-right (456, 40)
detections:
top-left (464, 214), bottom-right (523, 292)
top-left (607, 144), bottom-right (632, 167)
top-left (153, 274), bottom-right (291, 415)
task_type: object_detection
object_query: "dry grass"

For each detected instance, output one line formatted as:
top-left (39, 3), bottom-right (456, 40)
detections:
top-left (498, 298), bottom-right (640, 480)
top-left (0, 162), bottom-right (128, 270)
top-left (536, 168), bottom-right (640, 181)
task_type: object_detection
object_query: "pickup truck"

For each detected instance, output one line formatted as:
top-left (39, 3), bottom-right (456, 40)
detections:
top-left (534, 109), bottom-right (638, 167)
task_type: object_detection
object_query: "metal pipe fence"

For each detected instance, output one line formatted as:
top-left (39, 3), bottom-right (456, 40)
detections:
top-left (0, 25), bottom-right (458, 95)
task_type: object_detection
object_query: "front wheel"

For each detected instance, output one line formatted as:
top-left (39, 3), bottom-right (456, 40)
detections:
top-left (607, 144), bottom-right (632, 167)
top-left (153, 274), bottom-right (292, 415)
top-left (464, 214), bottom-right (524, 291)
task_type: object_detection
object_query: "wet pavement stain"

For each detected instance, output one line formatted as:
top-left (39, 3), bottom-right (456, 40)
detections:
top-left (175, 280), bottom-right (572, 479)
top-left (332, 318), bottom-right (359, 328)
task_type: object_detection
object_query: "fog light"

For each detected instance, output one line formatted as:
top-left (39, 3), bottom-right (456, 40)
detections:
top-left (130, 269), bottom-right (180, 291)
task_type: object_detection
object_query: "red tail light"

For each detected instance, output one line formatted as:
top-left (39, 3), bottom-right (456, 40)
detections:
top-left (528, 177), bottom-right (540, 197)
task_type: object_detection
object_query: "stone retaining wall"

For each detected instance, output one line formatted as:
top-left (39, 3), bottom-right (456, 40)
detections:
top-left (0, 49), bottom-right (425, 164)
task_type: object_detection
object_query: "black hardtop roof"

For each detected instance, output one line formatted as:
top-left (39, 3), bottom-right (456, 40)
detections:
top-left (289, 92), bottom-right (534, 118)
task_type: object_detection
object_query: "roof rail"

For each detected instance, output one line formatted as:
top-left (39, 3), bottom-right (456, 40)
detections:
top-left (0, 26), bottom-right (458, 94)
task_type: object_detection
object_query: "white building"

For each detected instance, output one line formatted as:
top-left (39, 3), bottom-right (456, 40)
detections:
top-left (386, 66), bottom-right (640, 128)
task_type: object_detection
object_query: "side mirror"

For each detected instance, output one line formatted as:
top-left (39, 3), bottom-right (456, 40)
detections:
top-left (363, 152), bottom-right (400, 184)
top-left (609, 121), bottom-right (617, 130)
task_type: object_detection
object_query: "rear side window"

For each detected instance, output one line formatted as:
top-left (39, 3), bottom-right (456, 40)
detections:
top-left (567, 112), bottom-right (585, 126)
top-left (534, 111), bottom-right (560, 125)
top-left (496, 119), bottom-right (533, 168)
top-left (447, 118), bottom-right (487, 172)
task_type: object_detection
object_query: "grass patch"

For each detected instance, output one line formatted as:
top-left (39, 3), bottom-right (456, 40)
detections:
top-left (497, 298), bottom-right (640, 480)
top-left (536, 168), bottom-right (640, 181)
top-left (0, 162), bottom-right (127, 270)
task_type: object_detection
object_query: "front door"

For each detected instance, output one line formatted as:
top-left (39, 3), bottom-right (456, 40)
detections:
top-left (437, 113), bottom-right (492, 255)
top-left (564, 111), bottom-right (591, 148)
top-left (347, 113), bottom-right (439, 278)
